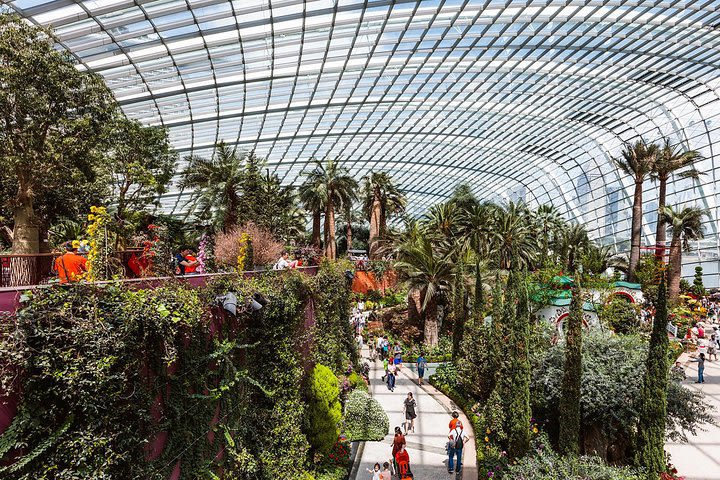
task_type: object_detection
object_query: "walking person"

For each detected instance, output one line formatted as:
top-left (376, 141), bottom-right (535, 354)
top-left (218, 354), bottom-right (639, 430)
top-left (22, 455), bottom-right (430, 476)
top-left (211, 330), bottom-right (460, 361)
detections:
top-left (691, 353), bottom-right (706, 384)
top-left (416, 353), bottom-right (427, 385)
top-left (403, 392), bottom-right (417, 435)
top-left (394, 444), bottom-right (412, 479)
top-left (708, 334), bottom-right (718, 361)
top-left (386, 362), bottom-right (397, 392)
top-left (447, 420), bottom-right (469, 474)
top-left (391, 427), bottom-right (406, 476)
top-left (380, 462), bottom-right (392, 480)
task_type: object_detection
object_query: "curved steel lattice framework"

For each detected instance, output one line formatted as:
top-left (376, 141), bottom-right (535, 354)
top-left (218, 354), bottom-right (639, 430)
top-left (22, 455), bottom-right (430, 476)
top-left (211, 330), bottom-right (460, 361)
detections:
top-left (5, 0), bottom-right (720, 278)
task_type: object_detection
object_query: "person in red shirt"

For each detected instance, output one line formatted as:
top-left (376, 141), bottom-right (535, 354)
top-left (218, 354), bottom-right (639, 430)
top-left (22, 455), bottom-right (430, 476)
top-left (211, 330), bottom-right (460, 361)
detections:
top-left (391, 427), bottom-right (406, 474)
top-left (55, 243), bottom-right (87, 283)
top-left (184, 251), bottom-right (198, 274)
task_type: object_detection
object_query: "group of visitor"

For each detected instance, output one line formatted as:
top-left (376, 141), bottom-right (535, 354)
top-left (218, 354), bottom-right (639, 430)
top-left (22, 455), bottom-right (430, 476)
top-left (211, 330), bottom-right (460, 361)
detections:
top-left (272, 251), bottom-right (304, 270)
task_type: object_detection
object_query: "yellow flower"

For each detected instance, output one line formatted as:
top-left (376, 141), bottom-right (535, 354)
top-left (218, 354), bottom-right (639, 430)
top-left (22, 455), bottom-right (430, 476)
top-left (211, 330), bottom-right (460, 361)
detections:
top-left (486, 428), bottom-right (491, 434)
top-left (532, 427), bottom-right (539, 434)
top-left (72, 240), bottom-right (80, 248)
top-left (90, 206), bottom-right (97, 213)
top-left (88, 214), bottom-right (96, 221)
top-left (485, 436), bottom-right (489, 442)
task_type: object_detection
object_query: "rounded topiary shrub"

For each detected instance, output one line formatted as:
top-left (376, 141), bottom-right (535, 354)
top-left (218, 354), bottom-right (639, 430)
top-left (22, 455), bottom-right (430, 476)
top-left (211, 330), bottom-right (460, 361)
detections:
top-left (343, 389), bottom-right (389, 441)
top-left (305, 364), bottom-right (342, 454)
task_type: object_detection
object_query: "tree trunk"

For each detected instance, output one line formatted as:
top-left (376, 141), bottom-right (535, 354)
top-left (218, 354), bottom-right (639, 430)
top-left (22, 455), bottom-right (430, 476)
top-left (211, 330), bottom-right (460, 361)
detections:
top-left (654, 177), bottom-right (667, 261)
top-left (324, 203), bottom-right (336, 260)
top-left (628, 181), bottom-right (643, 282)
top-left (346, 220), bottom-right (353, 252)
top-left (12, 195), bottom-right (39, 254)
top-left (668, 234), bottom-right (682, 305)
top-left (311, 210), bottom-right (321, 247)
top-left (423, 296), bottom-right (439, 347)
top-left (368, 190), bottom-right (382, 260)
top-left (11, 194), bottom-right (40, 287)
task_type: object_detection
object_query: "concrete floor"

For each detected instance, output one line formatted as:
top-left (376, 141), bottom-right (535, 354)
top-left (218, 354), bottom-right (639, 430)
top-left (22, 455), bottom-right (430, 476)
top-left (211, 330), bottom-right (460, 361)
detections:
top-left (351, 351), bottom-right (476, 480)
top-left (666, 352), bottom-right (720, 480)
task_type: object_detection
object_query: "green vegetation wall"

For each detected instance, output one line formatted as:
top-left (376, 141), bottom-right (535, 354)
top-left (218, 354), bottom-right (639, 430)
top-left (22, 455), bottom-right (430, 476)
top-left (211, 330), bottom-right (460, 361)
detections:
top-left (0, 264), bottom-right (354, 480)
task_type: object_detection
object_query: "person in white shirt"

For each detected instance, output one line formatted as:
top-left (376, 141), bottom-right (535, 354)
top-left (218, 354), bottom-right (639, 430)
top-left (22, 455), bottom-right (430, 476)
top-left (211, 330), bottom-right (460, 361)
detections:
top-left (274, 252), bottom-right (290, 270)
top-left (447, 421), bottom-right (469, 474)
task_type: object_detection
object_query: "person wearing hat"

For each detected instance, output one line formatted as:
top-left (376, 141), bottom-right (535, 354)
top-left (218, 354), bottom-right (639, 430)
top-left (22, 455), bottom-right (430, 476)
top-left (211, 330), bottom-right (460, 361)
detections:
top-left (449, 411), bottom-right (462, 431)
top-left (55, 242), bottom-right (88, 283)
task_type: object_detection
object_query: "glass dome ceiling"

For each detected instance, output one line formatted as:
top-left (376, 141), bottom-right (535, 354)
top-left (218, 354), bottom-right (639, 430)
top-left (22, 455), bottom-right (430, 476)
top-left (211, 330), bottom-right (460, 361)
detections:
top-left (6, 0), bottom-right (720, 270)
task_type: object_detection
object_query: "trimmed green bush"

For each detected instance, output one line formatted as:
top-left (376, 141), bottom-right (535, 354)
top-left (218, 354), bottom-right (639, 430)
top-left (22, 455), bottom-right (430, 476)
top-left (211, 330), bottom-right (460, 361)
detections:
top-left (305, 364), bottom-right (342, 454)
top-left (343, 390), bottom-right (389, 441)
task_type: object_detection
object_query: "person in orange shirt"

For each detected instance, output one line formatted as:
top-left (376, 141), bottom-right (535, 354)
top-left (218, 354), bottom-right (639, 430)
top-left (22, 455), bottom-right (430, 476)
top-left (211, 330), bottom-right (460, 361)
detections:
top-left (449, 411), bottom-right (463, 431)
top-left (55, 242), bottom-right (87, 283)
top-left (184, 250), bottom-right (198, 274)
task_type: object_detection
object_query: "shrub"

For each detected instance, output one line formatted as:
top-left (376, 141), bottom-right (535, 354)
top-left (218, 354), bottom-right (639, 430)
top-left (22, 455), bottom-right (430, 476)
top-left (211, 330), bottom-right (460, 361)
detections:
top-left (305, 364), bottom-right (342, 454)
top-left (342, 390), bottom-right (389, 441)
top-left (499, 434), bottom-right (644, 479)
top-left (346, 372), bottom-right (368, 392)
top-left (597, 297), bottom-right (641, 334)
top-left (215, 222), bottom-right (284, 268)
top-left (531, 331), bottom-right (714, 459)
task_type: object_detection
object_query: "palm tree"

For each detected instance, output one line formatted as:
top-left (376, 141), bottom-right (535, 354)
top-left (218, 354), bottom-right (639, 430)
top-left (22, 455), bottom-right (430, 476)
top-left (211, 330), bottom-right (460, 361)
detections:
top-left (490, 203), bottom-right (537, 270)
top-left (179, 142), bottom-right (245, 232)
top-left (533, 204), bottom-right (565, 266)
top-left (395, 237), bottom-right (455, 346)
top-left (459, 202), bottom-right (500, 260)
top-left (613, 140), bottom-right (659, 281)
top-left (362, 172), bottom-right (406, 259)
top-left (299, 174), bottom-right (325, 248)
top-left (302, 159), bottom-right (357, 259)
top-left (338, 206), bottom-right (363, 253)
top-left (424, 202), bottom-right (460, 239)
top-left (555, 223), bottom-right (590, 274)
top-left (663, 206), bottom-right (707, 304)
top-left (651, 139), bottom-right (703, 260)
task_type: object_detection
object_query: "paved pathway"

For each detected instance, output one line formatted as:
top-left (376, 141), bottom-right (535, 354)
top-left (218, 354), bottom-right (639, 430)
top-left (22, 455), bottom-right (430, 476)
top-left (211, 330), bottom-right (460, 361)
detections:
top-left (666, 352), bottom-right (720, 480)
top-left (351, 349), bottom-right (476, 480)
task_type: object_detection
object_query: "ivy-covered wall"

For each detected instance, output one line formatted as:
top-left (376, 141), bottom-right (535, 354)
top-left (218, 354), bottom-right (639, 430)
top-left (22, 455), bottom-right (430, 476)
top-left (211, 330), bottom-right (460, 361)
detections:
top-left (0, 260), bottom-right (354, 480)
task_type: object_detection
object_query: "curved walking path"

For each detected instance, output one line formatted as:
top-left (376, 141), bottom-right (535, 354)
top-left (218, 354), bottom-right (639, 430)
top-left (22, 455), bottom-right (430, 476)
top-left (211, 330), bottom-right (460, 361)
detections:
top-left (666, 351), bottom-right (720, 480)
top-left (351, 348), bottom-right (477, 480)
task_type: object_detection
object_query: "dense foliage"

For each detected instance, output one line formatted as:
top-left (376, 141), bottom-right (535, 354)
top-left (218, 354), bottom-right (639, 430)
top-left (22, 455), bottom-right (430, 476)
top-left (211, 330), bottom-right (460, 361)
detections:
top-left (500, 435), bottom-right (644, 480)
top-left (0, 264), bottom-right (354, 479)
top-left (531, 331), bottom-right (713, 461)
top-left (342, 390), bottom-right (389, 442)
top-left (597, 297), bottom-right (641, 334)
top-left (304, 365), bottom-right (342, 455)
top-left (558, 286), bottom-right (583, 455)
top-left (635, 274), bottom-right (670, 475)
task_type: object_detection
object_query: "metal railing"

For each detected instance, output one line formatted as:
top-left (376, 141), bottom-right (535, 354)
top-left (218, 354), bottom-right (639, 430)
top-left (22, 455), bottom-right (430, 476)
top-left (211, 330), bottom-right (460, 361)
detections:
top-left (0, 250), bottom-right (143, 288)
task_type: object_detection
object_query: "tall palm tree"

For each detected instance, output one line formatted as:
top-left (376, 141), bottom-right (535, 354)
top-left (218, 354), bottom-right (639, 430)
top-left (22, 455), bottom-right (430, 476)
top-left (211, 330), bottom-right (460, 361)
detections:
top-left (338, 206), bottom-right (363, 252)
top-left (491, 203), bottom-right (537, 270)
top-left (651, 139), bottom-right (703, 260)
top-left (459, 202), bottom-right (500, 260)
top-left (362, 172), bottom-right (406, 259)
top-left (614, 140), bottom-right (659, 281)
top-left (394, 237), bottom-right (455, 346)
top-left (179, 142), bottom-right (245, 232)
top-left (663, 206), bottom-right (707, 304)
top-left (302, 159), bottom-right (357, 259)
top-left (299, 174), bottom-right (325, 248)
top-left (533, 204), bottom-right (565, 266)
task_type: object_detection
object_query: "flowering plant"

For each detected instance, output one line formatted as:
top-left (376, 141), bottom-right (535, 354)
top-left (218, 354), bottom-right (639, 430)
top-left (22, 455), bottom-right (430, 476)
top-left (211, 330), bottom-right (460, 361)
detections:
top-left (196, 233), bottom-right (213, 273)
top-left (236, 232), bottom-right (252, 272)
top-left (86, 206), bottom-right (114, 281)
top-left (326, 436), bottom-right (350, 466)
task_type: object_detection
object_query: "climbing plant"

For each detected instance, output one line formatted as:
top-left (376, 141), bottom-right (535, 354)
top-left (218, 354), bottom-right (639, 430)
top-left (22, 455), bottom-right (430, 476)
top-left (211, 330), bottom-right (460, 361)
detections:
top-left (0, 264), bottom-right (353, 480)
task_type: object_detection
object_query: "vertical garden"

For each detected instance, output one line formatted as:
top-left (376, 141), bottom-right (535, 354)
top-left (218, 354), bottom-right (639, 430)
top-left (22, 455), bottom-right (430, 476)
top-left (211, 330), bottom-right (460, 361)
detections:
top-left (0, 262), bottom-right (359, 480)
